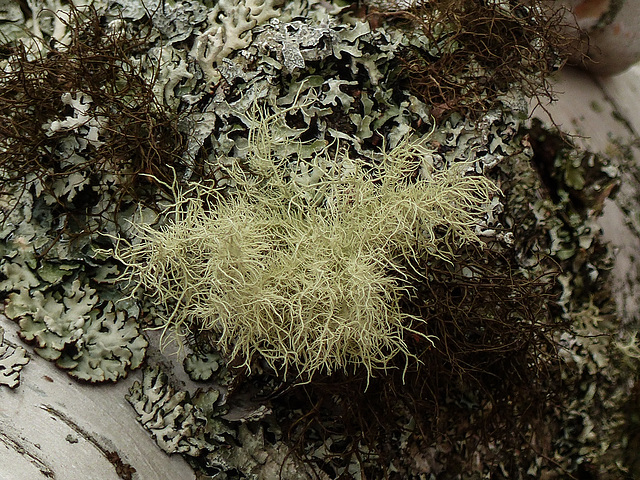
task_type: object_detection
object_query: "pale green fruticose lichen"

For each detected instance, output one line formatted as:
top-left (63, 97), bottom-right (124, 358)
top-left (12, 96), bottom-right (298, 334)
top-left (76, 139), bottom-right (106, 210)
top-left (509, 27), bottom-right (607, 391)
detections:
top-left (117, 103), bottom-right (499, 381)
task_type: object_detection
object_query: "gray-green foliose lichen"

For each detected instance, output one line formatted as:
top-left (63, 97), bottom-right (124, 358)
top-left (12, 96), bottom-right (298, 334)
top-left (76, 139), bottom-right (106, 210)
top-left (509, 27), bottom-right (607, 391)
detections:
top-left (0, 185), bottom-right (147, 382)
top-left (0, 326), bottom-right (30, 388)
top-left (127, 365), bottom-right (314, 478)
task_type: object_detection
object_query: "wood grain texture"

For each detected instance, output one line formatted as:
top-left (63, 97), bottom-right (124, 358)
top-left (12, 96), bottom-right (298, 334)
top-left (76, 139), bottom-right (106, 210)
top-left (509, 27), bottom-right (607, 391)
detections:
top-left (597, 65), bottom-right (640, 136)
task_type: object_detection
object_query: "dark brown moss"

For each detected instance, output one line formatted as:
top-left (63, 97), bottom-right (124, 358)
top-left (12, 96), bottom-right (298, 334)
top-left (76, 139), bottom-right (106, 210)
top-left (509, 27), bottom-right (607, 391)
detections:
top-left (361, 0), bottom-right (574, 119)
top-left (0, 5), bottom-right (186, 239)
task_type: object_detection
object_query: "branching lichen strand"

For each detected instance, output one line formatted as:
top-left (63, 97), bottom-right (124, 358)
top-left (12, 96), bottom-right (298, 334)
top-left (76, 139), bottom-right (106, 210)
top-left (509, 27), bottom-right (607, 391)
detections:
top-left (117, 103), bottom-right (499, 381)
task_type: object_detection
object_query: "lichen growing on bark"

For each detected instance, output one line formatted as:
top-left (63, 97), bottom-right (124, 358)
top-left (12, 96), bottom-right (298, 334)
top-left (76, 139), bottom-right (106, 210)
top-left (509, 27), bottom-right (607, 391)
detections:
top-left (116, 103), bottom-right (499, 380)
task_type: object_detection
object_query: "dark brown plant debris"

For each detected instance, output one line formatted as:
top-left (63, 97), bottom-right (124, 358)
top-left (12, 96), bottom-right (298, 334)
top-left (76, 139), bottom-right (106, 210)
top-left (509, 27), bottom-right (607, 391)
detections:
top-left (0, 4), bottom-right (186, 241)
top-left (362, 0), bottom-right (573, 119)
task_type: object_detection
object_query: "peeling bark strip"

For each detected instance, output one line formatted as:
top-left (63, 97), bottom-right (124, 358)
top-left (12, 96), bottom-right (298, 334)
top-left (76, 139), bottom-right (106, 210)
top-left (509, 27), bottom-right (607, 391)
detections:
top-left (0, 430), bottom-right (55, 478)
top-left (39, 405), bottom-right (136, 480)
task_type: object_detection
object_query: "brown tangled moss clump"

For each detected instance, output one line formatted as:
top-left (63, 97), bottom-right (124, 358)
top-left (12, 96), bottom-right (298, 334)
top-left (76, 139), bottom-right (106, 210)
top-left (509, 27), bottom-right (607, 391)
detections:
top-left (0, 4), bottom-right (186, 240)
top-left (268, 244), bottom-right (564, 478)
top-left (363, 0), bottom-right (572, 118)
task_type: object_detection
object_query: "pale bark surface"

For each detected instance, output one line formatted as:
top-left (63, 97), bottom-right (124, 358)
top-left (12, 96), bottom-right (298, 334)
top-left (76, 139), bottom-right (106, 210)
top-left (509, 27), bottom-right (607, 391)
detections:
top-left (0, 318), bottom-right (196, 480)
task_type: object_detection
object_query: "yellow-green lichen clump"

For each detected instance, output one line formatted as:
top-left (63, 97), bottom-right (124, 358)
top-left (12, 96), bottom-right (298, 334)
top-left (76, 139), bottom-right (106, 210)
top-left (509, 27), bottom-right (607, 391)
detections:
top-left (118, 105), bottom-right (499, 380)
